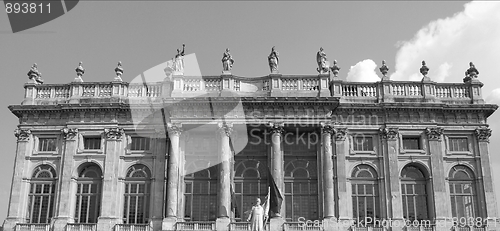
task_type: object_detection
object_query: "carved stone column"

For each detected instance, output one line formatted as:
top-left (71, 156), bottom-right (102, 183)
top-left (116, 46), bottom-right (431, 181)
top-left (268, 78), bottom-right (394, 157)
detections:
top-left (379, 127), bottom-right (403, 231)
top-left (216, 122), bottom-right (233, 231)
top-left (425, 127), bottom-right (450, 231)
top-left (54, 128), bottom-right (78, 231)
top-left (98, 127), bottom-right (124, 231)
top-left (4, 129), bottom-right (32, 231)
top-left (474, 127), bottom-right (498, 228)
top-left (321, 123), bottom-right (337, 231)
top-left (334, 127), bottom-right (351, 229)
top-left (320, 122), bottom-right (335, 218)
top-left (163, 123), bottom-right (182, 231)
top-left (267, 122), bottom-right (285, 231)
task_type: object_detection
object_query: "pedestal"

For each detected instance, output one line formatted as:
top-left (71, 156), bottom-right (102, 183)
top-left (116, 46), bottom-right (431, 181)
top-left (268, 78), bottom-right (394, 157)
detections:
top-left (162, 217), bottom-right (177, 231)
top-left (216, 217), bottom-right (230, 231)
top-left (270, 217), bottom-right (285, 231)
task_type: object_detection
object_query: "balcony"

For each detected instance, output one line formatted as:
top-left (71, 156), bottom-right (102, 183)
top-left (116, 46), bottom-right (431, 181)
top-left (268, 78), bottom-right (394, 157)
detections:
top-left (351, 227), bottom-right (387, 231)
top-left (403, 225), bottom-right (435, 231)
top-left (65, 223), bottom-right (97, 231)
top-left (20, 74), bottom-right (486, 107)
top-left (175, 221), bottom-right (216, 230)
top-left (453, 226), bottom-right (486, 231)
top-left (284, 222), bottom-right (324, 231)
top-left (14, 223), bottom-right (50, 231)
top-left (114, 224), bottom-right (151, 231)
top-left (229, 222), bottom-right (270, 230)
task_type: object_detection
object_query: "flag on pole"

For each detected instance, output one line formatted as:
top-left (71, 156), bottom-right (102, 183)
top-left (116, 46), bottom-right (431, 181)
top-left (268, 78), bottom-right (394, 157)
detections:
top-left (230, 184), bottom-right (240, 218)
top-left (262, 187), bottom-right (270, 219)
top-left (267, 167), bottom-right (283, 216)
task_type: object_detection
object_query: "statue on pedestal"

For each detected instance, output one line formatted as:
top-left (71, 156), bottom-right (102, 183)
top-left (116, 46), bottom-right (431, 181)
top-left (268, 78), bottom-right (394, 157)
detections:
top-left (222, 48), bottom-right (234, 73)
top-left (173, 44), bottom-right (185, 73)
top-left (27, 63), bottom-right (44, 84)
top-left (247, 198), bottom-right (265, 231)
top-left (268, 46), bottom-right (279, 73)
top-left (465, 62), bottom-right (479, 78)
top-left (316, 47), bottom-right (330, 74)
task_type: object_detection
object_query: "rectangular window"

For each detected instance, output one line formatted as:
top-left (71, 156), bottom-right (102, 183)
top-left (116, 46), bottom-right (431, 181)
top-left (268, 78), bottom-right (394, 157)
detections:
top-left (38, 138), bottom-right (57, 152)
top-left (131, 137), bottom-right (150, 151)
top-left (449, 138), bottom-right (468, 152)
top-left (84, 137), bottom-right (101, 150)
top-left (353, 137), bottom-right (373, 151)
top-left (403, 137), bottom-right (421, 150)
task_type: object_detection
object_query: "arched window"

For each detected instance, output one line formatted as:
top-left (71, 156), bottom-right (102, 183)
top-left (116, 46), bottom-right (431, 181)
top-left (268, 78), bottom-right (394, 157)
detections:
top-left (401, 165), bottom-right (429, 221)
top-left (234, 159), bottom-right (268, 221)
top-left (184, 160), bottom-right (218, 221)
top-left (123, 164), bottom-right (151, 224)
top-left (28, 165), bottom-right (57, 224)
top-left (449, 165), bottom-right (478, 220)
top-left (284, 159), bottom-right (318, 221)
top-left (75, 163), bottom-right (102, 223)
top-left (351, 165), bottom-right (380, 223)
top-left (284, 131), bottom-right (319, 221)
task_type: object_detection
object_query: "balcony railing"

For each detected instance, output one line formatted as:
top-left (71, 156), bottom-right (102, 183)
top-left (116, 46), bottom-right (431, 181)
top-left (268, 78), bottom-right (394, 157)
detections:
top-left (175, 221), bottom-right (215, 230)
top-left (284, 222), bottom-right (324, 231)
top-left (114, 224), bottom-right (151, 231)
top-left (403, 225), bottom-right (435, 231)
top-left (22, 74), bottom-right (484, 105)
top-left (66, 223), bottom-right (97, 231)
top-left (351, 226), bottom-right (387, 231)
top-left (229, 222), bottom-right (270, 231)
top-left (453, 227), bottom-right (486, 231)
top-left (14, 223), bottom-right (50, 231)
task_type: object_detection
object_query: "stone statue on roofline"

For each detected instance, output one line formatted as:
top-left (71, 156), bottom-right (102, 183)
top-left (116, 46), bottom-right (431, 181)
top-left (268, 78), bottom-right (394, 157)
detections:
top-left (268, 46), bottom-right (279, 74)
top-left (27, 63), bottom-right (44, 84)
top-left (172, 44), bottom-right (185, 74)
top-left (316, 47), bottom-right (330, 74)
top-left (222, 48), bottom-right (234, 74)
top-left (463, 62), bottom-right (479, 83)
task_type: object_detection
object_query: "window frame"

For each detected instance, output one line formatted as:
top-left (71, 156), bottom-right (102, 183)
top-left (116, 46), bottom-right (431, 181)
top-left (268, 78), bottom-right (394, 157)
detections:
top-left (349, 134), bottom-right (377, 155)
top-left (123, 164), bottom-right (152, 224)
top-left (125, 135), bottom-right (153, 155)
top-left (399, 132), bottom-right (426, 154)
top-left (74, 164), bottom-right (103, 224)
top-left (32, 135), bottom-right (60, 155)
top-left (27, 165), bottom-right (57, 224)
top-left (349, 165), bottom-right (381, 225)
top-left (77, 132), bottom-right (104, 154)
top-left (445, 135), bottom-right (472, 155)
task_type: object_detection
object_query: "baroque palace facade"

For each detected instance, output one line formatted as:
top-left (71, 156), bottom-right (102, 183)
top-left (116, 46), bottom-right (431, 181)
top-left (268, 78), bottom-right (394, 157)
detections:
top-left (3, 52), bottom-right (500, 231)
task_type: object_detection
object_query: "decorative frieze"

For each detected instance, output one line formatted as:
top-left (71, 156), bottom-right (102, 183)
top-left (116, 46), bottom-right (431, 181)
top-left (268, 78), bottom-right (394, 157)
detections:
top-left (104, 127), bottom-right (124, 140)
top-left (217, 122), bottom-right (234, 137)
top-left (379, 127), bottom-right (399, 140)
top-left (334, 128), bottom-right (347, 141)
top-left (475, 127), bottom-right (492, 142)
top-left (267, 122), bottom-right (284, 134)
top-left (425, 127), bottom-right (444, 141)
top-left (61, 128), bottom-right (78, 140)
top-left (166, 123), bottom-right (183, 137)
top-left (14, 128), bottom-right (31, 142)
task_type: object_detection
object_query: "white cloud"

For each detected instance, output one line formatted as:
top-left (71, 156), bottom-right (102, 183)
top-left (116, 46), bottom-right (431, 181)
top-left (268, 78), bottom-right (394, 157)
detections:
top-left (390, 1), bottom-right (500, 93)
top-left (346, 59), bottom-right (381, 82)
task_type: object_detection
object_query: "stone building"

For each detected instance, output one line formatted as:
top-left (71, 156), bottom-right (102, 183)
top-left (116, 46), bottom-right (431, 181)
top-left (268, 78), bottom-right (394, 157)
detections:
top-left (3, 59), bottom-right (499, 231)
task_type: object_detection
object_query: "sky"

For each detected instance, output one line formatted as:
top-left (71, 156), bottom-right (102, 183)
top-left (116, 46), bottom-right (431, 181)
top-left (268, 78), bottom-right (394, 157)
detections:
top-left (1, 0), bottom-right (500, 223)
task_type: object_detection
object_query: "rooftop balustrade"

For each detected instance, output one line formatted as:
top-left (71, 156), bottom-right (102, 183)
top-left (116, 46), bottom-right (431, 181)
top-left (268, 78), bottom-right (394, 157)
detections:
top-left (20, 73), bottom-right (485, 106)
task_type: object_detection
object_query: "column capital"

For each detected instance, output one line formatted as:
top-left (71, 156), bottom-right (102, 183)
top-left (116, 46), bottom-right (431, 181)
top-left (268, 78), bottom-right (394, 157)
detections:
top-left (267, 121), bottom-right (284, 134)
top-left (379, 127), bottom-right (399, 140)
top-left (61, 128), bottom-right (78, 140)
top-left (14, 128), bottom-right (31, 142)
top-left (333, 127), bottom-right (347, 141)
top-left (320, 122), bottom-right (335, 134)
top-left (166, 123), bottom-right (183, 137)
top-left (104, 127), bottom-right (124, 140)
top-left (217, 122), bottom-right (233, 137)
top-left (425, 127), bottom-right (444, 141)
top-left (475, 127), bottom-right (492, 142)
